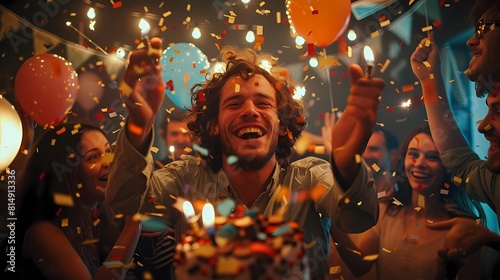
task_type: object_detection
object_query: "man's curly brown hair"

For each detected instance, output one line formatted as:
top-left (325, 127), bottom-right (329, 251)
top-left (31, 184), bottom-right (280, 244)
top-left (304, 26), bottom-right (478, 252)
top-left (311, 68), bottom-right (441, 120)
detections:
top-left (186, 48), bottom-right (305, 172)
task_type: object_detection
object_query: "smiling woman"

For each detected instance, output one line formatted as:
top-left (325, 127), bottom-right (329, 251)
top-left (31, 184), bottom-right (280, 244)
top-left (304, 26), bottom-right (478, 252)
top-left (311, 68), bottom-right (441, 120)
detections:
top-left (12, 122), bottom-right (141, 280)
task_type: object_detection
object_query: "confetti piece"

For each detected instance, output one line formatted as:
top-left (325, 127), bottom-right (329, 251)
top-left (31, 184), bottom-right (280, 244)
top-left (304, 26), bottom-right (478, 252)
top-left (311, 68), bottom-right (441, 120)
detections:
top-left (330, 266), bottom-right (341, 275)
top-left (417, 194), bottom-right (425, 208)
top-left (101, 153), bottom-right (114, 163)
top-left (422, 26), bottom-right (433, 32)
top-left (226, 155), bottom-right (238, 164)
top-left (380, 20), bottom-right (391, 28)
top-left (193, 143), bottom-right (209, 156)
top-left (453, 176), bottom-right (463, 184)
top-left (380, 59), bottom-right (391, 73)
top-left (310, 184), bottom-right (327, 201)
top-left (402, 84), bottom-right (415, 92)
top-left (371, 163), bottom-right (381, 172)
top-left (53, 193), bottom-right (74, 207)
top-left (362, 254), bottom-right (379, 261)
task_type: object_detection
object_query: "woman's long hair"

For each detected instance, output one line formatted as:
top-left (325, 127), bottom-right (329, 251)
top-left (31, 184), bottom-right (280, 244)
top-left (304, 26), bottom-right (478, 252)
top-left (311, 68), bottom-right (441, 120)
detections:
top-left (17, 122), bottom-right (121, 276)
top-left (386, 124), bottom-right (486, 223)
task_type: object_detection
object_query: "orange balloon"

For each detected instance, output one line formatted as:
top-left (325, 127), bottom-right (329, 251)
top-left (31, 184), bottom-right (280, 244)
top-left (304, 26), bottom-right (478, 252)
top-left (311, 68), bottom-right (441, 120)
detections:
top-left (15, 54), bottom-right (78, 126)
top-left (287, 0), bottom-right (351, 48)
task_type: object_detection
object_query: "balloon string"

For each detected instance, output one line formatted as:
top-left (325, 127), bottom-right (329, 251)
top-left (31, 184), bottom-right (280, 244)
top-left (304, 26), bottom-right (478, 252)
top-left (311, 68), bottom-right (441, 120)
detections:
top-left (323, 48), bottom-right (334, 112)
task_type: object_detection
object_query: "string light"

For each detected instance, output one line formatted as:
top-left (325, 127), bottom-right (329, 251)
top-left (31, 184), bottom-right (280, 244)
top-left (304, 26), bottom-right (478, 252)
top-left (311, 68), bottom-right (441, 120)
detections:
top-left (293, 86), bottom-right (306, 100)
top-left (295, 35), bottom-right (305, 46)
top-left (192, 27), bottom-right (201, 39)
top-left (347, 30), bottom-right (357, 41)
top-left (309, 57), bottom-right (318, 68)
top-left (245, 31), bottom-right (255, 42)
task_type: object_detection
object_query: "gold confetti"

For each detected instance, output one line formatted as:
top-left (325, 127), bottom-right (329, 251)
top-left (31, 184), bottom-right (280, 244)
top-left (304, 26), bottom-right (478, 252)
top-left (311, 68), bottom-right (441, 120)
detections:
top-left (422, 25), bottom-right (433, 32)
top-left (61, 218), bottom-right (69, 227)
top-left (101, 153), bottom-right (114, 163)
top-left (362, 254), bottom-right (379, 261)
top-left (330, 266), bottom-right (341, 275)
top-left (453, 176), bottom-right (463, 184)
top-left (53, 193), bottom-right (74, 207)
top-left (417, 194), bottom-right (425, 208)
top-left (371, 163), bottom-right (380, 172)
top-left (305, 240), bottom-right (317, 249)
top-left (380, 20), bottom-right (390, 27)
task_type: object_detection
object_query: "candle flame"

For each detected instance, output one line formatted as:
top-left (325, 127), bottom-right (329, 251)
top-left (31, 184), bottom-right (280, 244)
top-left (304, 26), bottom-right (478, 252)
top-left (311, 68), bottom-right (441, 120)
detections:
top-left (139, 18), bottom-right (151, 35)
top-left (363, 46), bottom-right (375, 65)
top-left (182, 201), bottom-right (195, 220)
top-left (202, 203), bottom-right (215, 229)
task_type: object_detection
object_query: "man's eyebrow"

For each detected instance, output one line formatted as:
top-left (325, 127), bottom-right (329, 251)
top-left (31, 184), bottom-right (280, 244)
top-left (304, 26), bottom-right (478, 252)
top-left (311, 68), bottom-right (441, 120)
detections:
top-left (221, 94), bottom-right (243, 104)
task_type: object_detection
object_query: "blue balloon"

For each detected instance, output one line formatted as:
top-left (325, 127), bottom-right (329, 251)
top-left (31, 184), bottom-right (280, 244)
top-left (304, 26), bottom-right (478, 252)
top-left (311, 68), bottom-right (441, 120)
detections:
top-left (160, 43), bottom-right (210, 109)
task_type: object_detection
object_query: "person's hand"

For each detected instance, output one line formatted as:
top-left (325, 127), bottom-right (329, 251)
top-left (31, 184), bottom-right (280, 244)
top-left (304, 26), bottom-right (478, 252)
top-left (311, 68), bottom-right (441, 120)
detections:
top-left (410, 32), bottom-right (440, 83)
top-left (120, 37), bottom-right (165, 148)
top-left (330, 64), bottom-right (384, 185)
top-left (321, 111), bottom-right (335, 154)
top-left (427, 217), bottom-right (494, 261)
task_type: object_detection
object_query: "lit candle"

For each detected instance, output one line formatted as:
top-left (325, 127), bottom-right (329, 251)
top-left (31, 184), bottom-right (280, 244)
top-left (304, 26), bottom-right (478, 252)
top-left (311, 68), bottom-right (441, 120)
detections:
top-left (182, 201), bottom-right (199, 233)
top-left (202, 202), bottom-right (217, 246)
top-left (363, 46), bottom-right (375, 78)
top-left (139, 18), bottom-right (151, 40)
top-left (169, 145), bottom-right (175, 161)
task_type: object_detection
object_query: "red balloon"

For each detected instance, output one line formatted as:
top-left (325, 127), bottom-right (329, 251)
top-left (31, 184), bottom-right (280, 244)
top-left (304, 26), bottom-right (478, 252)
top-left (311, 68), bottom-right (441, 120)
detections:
top-left (15, 54), bottom-right (78, 126)
top-left (287, 0), bottom-right (351, 48)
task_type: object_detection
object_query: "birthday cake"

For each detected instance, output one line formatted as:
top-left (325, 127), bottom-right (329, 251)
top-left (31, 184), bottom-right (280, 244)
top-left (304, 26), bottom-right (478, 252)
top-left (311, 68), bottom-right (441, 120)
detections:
top-left (174, 207), bottom-right (308, 279)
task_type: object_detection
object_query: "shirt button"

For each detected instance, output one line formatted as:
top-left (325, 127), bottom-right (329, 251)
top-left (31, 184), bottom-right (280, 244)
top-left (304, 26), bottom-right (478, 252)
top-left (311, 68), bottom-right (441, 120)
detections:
top-left (231, 208), bottom-right (235, 213)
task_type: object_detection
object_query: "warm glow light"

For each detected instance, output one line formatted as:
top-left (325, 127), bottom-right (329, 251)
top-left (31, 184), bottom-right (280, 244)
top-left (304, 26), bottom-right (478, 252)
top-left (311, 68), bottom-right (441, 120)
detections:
top-left (182, 201), bottom-right (195, 220)
top-left (293, 86), bottom-right (306, 100)
top-left (213, 62), bottom-right (225, 74)
top-left (116, 47), bottom-right (126, 58)
top-left (87, 8), bottom-right (96, 19)
top-left (169, 145), bottom-right (175, 153)
top-left (401, 99), bottom-right (412, 108)
top-left (0, 96), bottom-right (23, 171)
top-left (259, 59), bottom-right (272, 72)
top-left (347, 30), bottom-right (357, 41)
top-left (139, 18), bottom-right (151, 36)
top-left (245, 31), bottom-right (255, 43)
top-left (363, 46), bottom-right (375, 65)
top-left (309, 57), bottom-right (318, 68)
top-left (202, 203), bottom-right (215, 230)
top-left (295, 35), bottom-right (305, 46)
top-left (241, 0), bottom-right (251, 4)
top-left (192, 27), bottom-right (201, 39)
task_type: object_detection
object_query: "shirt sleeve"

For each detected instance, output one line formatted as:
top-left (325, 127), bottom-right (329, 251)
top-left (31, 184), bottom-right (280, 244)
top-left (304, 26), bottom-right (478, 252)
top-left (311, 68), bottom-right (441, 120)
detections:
top-left (440, 147), bottom-right (500, 214)
top-left (332, 159), bottom-right (379, 233)
top-left (105, 125), bottom-right (155, 215)
top-left (297, 157), bottom-right (379, 234)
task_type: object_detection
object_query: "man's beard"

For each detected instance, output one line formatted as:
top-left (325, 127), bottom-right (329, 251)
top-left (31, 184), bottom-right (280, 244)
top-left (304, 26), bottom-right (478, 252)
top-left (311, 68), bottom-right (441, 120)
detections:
top-left (221, 137), bottom-right (277, 171)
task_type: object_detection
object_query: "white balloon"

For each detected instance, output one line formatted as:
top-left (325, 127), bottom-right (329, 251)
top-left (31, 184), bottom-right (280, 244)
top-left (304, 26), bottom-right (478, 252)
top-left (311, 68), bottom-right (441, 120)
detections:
top-left (0, 96), bottom-right (23, 171)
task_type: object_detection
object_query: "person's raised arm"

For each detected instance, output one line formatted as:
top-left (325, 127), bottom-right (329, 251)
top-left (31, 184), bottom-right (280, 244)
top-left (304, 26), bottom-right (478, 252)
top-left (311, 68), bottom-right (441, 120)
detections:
top-left (410, 32), bottom-right (469, 151)
top-left (331, 64), bottom-right (385, 188)
top-left (330, 224), bottom-right (379, 277)
top-left (119, 37), bottom-right (165, 154)
top-left (26, 216), bottom-right (141, 280)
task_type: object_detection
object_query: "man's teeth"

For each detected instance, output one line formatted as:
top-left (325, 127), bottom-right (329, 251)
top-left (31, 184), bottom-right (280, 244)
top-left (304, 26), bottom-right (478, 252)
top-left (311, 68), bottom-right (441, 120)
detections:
top-left (237, 127), bottom-right (263, 138)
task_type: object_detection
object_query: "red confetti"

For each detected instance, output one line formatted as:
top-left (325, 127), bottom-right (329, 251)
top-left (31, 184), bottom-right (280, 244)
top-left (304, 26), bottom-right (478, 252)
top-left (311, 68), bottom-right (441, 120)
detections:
top-left (417, 184), bottom-right (423, 190)
top-left (386, 107), bottom-right (394, 112)
top-left (166, 79), bottom-right (174, 91)
top-left (312, 10), bottom-right (319, 15)
top-left (94, 112), bottom-right (105, 122)
top-left (112, 1), bottom-right (122, 8)
top-left (307, 43), bottom-right (315, 57)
